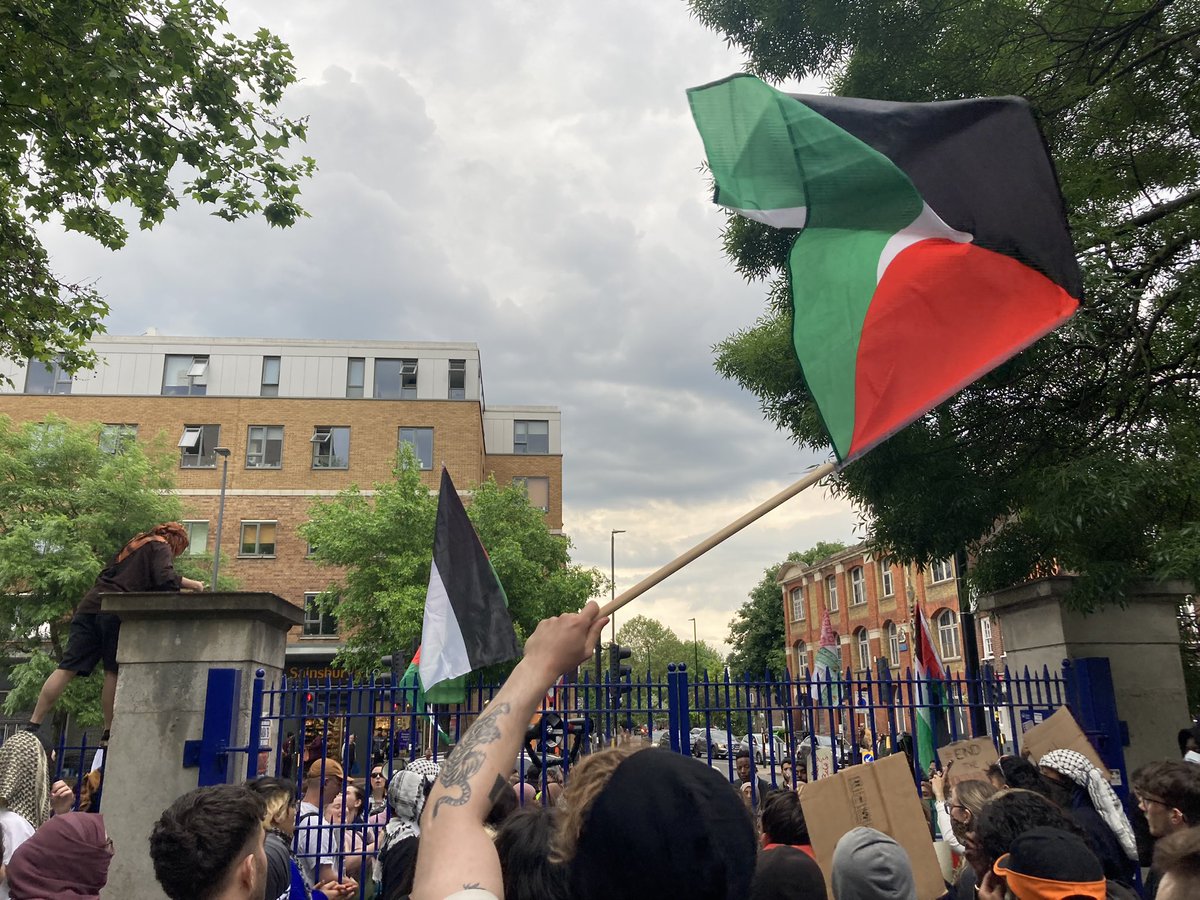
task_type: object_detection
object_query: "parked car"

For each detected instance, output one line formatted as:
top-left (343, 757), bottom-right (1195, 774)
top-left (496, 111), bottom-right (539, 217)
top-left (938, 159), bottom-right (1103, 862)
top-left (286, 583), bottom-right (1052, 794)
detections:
top-left (738, 733), bottom-right (788, 765)
top-left (691, 727), bottom-right (733, 759)
top-left (795, 733), bottom-right (854, 767)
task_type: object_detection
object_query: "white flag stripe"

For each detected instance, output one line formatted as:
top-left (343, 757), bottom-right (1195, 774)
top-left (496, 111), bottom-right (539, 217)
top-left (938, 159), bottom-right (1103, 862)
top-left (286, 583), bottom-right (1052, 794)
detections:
top-left (726, 204), bottom-right (808, 229)
top-left (419, 558), bottom-right (472, 689)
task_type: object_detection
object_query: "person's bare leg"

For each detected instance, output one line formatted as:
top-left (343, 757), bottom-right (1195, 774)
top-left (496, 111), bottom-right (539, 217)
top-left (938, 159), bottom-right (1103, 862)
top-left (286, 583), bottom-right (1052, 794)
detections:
top-left (102, 670), bottom-right (118, 732)
top-left (30, 668), bottom-right (76, 726)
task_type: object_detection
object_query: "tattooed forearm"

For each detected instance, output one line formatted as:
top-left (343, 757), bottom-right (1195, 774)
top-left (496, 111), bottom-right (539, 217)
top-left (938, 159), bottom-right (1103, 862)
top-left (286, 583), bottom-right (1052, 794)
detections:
top-left (432, 701), bottom-right (510, 818)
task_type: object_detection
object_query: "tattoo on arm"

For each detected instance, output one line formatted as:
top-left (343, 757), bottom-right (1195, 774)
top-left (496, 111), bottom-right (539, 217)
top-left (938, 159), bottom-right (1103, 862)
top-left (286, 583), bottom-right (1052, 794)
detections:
top-left (432, 701), bottom-right (510, 818)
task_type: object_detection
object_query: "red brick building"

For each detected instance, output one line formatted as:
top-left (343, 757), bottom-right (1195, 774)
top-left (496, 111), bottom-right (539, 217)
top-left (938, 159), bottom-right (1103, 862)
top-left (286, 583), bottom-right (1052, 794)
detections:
top-left (777, 543), bottom-right (1004, 680)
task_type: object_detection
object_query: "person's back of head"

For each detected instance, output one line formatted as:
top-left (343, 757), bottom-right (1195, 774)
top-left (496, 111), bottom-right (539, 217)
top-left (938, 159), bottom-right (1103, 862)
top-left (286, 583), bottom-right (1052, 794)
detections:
top-left (556, 746), bottom-right (756, 900)
top-left (150, 785), bottom-right (267, 900)
top-left (830, 827), bottom-right (916, 900)
top-left (760, 789), bottom-right (810, 846)
top-left (1133, 760), bottom-right (1200, 827)
top-left (990, 826), bottom-right (1106, 900)
top-left (6, 812), bottom-right (111, 900)
top-left (246, 776), bottom-right (297, 833)
top-left (0, 731), bottom-right (51, 829)
top-left (750, 845), bottom-right (827, 900)
top-left (974, 788), bottom-right (1083, 872)
top-left (1153, 825), bottom-right (1200, 900)
top-left (495, 806), bottom-right (569, 900)
top-left (997, 755), bottom-right (1045, 793)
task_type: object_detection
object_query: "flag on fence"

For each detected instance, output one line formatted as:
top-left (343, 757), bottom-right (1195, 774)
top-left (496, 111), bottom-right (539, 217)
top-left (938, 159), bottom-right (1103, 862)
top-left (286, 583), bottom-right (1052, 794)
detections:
top-left (419, 468), bottom-right (521, 698)
top-left (686, 74), bottom-right (1081, 463)
top-left (913, 606), bottom-right (947, 773)
top-left (812, 607), bottom-right (842, 705)
top-left (398, 645), bottom-right (466, 709)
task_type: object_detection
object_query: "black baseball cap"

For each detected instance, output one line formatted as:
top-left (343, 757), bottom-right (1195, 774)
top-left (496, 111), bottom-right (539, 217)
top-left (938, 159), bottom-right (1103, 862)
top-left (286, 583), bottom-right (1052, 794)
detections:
top-left (992, 827), bottom-right (1106, 900)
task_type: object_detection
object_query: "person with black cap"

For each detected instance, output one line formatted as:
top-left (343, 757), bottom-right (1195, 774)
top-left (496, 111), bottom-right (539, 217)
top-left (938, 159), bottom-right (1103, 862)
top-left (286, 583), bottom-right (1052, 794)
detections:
top-left (411, 602), bottom-right (759, 900)
top-left (979, 826), bottom-right (1111, 900)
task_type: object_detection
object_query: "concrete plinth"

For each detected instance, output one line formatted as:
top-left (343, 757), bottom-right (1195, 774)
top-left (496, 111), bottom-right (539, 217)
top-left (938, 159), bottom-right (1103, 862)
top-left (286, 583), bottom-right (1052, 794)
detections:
top-left (98, 592), bottom-right (302, 900)
top-left (978, 576), bottom-right (1193, 773)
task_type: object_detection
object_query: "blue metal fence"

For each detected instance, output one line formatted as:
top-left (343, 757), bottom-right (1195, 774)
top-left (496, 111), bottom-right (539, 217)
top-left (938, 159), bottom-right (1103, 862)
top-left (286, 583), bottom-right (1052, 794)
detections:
top-left (82, 655), bottom-right (1114, 897)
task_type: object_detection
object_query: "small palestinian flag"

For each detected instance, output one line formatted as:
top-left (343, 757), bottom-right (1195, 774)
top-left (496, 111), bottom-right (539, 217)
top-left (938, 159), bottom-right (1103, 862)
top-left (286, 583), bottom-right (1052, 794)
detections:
top-left (419, 468), bottom-right (521, 694)
top-left (687, 75), bottom-right (1081, 463)
top-left (913, 606), bottom-right (948, 774)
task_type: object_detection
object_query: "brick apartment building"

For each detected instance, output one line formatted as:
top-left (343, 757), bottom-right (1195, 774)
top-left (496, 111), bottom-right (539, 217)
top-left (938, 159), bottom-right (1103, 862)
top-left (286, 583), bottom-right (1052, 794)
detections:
top-left (777, 544), bottom-right (1005, 741)
top-left (778, 543), bottom-right (1004, 678)
top-left (0, 335), bottom-right (563, 681)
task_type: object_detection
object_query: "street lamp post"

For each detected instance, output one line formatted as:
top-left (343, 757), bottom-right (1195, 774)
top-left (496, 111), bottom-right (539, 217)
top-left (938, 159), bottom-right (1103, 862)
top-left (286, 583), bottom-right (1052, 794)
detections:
top-left (610, 529), bottom-right (625, 643)
top-left (689, 617), bottom-right (699, 673)
top-left (211, 447), bottom-right (232, 591)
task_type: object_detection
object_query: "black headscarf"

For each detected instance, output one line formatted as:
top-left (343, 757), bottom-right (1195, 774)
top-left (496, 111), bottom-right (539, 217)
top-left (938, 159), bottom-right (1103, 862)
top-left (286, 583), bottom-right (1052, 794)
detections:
top-left (568, 751), bottom-right (756, 900)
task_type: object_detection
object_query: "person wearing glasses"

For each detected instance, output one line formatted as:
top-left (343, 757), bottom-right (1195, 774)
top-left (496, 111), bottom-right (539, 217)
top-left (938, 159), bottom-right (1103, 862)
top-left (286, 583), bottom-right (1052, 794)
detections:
top-left (1132, 761), bottom-right (1200, 899)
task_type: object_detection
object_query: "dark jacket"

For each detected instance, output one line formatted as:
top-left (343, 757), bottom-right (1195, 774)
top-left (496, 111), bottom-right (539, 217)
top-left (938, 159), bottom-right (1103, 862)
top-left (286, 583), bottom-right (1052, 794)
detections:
top-left (76, 540), bottom-right (182, 614)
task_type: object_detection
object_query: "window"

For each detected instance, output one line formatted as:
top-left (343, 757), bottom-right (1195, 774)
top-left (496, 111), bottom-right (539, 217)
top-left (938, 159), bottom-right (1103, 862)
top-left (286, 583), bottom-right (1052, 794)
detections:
top-left (789, 586), bottom-right (805, 621)
top-left (513, 420), bottom-right (549, 454)
top-left (178, 424), bottom-right (220, 468)
top-left (398, 427), bottom-right (434, 470)
top-left (831, 631), bottom-right (841, 664)
top-left (162, 355), bottom-right (209, 396)
top-left (937, 609), bottom-right (961, 659)
top-left (246, 426), bottom-right (284, 469)
top-left (980, 617), bottom-right (994, 660)
top-left (346, 358), bottom-right (365, 398)
top-left (374, 359), bottom-right (418, 399)
top-left (303, 593), bottom-right (338, 637)
top-left (239, 521), bottom-right (277, 558)
top-left (99, 424), bottom-right (137, 455)
top-left (261, 356), bottom-right (280, 397)
top-left (182, 521), bottom-right (209, 556)
top-left (855, 628), bottom-right (870, 671)
top-left (930, 558), bottom-right (954, 583)
top-left (311, 427), bottom-right (349, 469)
top-left (513, 476), bottom-right (550, 512)
top-left (825, 574), bottom-right (838, 612)
top-left (886, 621), bottom-right (900, 667)
top-left (850, 566), bottom-right (866, 605)
top-left (25, 356), bottom-right (72, 394)
top-left (448, 359), bottom-right (466, 400)
top-left (881, 564), bottom-right (894, 597)
top-left (793, 641), bottom-right (807, 674)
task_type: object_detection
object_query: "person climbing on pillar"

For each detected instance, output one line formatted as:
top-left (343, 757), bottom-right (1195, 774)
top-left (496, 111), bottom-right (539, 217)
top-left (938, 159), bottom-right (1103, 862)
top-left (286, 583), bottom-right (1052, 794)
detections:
top-left (24, 523), bottom-right (204, 747)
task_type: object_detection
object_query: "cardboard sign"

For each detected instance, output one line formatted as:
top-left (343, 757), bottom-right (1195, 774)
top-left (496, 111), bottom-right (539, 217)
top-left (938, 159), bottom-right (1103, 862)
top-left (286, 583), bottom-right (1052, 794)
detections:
top-left (938, 737), bottom-right (999, 784)
top-left (800, 753), bottom-right (945, 900)
top-left (1020, 707), bottom-right (1108, 776)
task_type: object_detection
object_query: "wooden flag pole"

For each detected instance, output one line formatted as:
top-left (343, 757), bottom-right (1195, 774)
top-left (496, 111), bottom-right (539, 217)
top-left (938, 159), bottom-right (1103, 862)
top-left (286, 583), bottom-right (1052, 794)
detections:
top-left (597, 461), bottom-right (838, 618)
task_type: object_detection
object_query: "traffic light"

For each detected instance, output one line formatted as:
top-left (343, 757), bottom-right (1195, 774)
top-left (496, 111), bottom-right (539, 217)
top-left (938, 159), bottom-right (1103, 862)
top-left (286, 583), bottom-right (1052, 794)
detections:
top-left (608, 643), bottom-right (633, 725)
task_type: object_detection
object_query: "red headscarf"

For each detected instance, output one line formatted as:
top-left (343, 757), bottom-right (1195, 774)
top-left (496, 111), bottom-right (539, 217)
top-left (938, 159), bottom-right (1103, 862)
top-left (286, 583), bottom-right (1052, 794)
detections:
top-left (116, 522), bottom-right (189, 562)
top-left (6, 812), bottom-right (111, 899)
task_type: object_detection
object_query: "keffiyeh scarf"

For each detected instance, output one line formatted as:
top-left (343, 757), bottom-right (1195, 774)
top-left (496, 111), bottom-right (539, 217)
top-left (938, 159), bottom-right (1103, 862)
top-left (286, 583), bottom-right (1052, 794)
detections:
top-left (372, 760), bottom-right (440, 882)
top-left (1039, 748), bottom-right (1138, 861)
top-left (0, 731), bottom-right (51, 828)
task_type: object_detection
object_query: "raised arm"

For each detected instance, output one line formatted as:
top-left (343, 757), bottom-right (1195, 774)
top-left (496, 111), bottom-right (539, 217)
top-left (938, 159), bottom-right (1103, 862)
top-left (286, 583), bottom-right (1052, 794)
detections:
top-left (411, 602), bottom-right (608, 900)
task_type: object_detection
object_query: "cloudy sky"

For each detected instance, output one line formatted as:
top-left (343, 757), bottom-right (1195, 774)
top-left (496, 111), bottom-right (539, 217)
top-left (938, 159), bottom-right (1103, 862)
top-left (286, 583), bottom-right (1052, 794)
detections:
top-left (42, 0), bottom-right (860, 652)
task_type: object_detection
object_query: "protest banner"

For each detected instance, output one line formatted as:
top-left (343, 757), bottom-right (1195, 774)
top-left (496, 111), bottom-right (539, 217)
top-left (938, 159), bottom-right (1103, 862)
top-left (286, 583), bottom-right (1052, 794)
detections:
top-left (1021, 707), bottom-right (1108, 777)
top-left (938, 737), bottom-right (999, 784)
top-left (801, 752), bottom-right (944, 900)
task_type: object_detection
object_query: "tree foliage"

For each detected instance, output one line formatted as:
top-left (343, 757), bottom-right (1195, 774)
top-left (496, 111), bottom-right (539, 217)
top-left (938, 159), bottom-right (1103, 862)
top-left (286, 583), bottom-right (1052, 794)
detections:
top-left (727, 542), bottom-right (848, 676)
top-left (0, 0), bottom-right (315, 376)
top-left (300, 449), bottom-right (605, 673)
top-left (615, 614), bottom-right (725, 682)
top-left (690, 0), bottom-right (1200, 608)
top-left (0, 416), bottom-right (222, 725)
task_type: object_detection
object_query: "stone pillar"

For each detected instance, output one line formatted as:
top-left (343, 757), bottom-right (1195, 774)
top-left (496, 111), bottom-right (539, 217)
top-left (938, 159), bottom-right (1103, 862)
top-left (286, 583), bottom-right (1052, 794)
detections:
top-left (978, 576), bottom-right (1193, 774)
top-left (99, 592), bottom-right (303, 900)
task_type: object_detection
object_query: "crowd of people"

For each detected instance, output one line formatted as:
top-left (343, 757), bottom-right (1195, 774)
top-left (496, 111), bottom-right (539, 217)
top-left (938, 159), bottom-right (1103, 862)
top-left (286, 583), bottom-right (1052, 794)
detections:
top-left (5, 603), bottom-right (1200, 900)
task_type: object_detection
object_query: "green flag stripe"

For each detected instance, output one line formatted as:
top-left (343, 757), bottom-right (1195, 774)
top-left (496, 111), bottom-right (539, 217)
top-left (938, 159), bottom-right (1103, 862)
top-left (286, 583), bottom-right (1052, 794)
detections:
top-left (688, 75), bottom-right (925, 458)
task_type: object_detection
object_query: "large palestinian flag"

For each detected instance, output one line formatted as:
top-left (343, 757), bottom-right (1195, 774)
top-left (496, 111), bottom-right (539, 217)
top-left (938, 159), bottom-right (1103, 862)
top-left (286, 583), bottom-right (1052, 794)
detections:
top-left (687, 75), bottom-right (1081, 463)
top-left (419, 468), bottom-right (521, 693)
